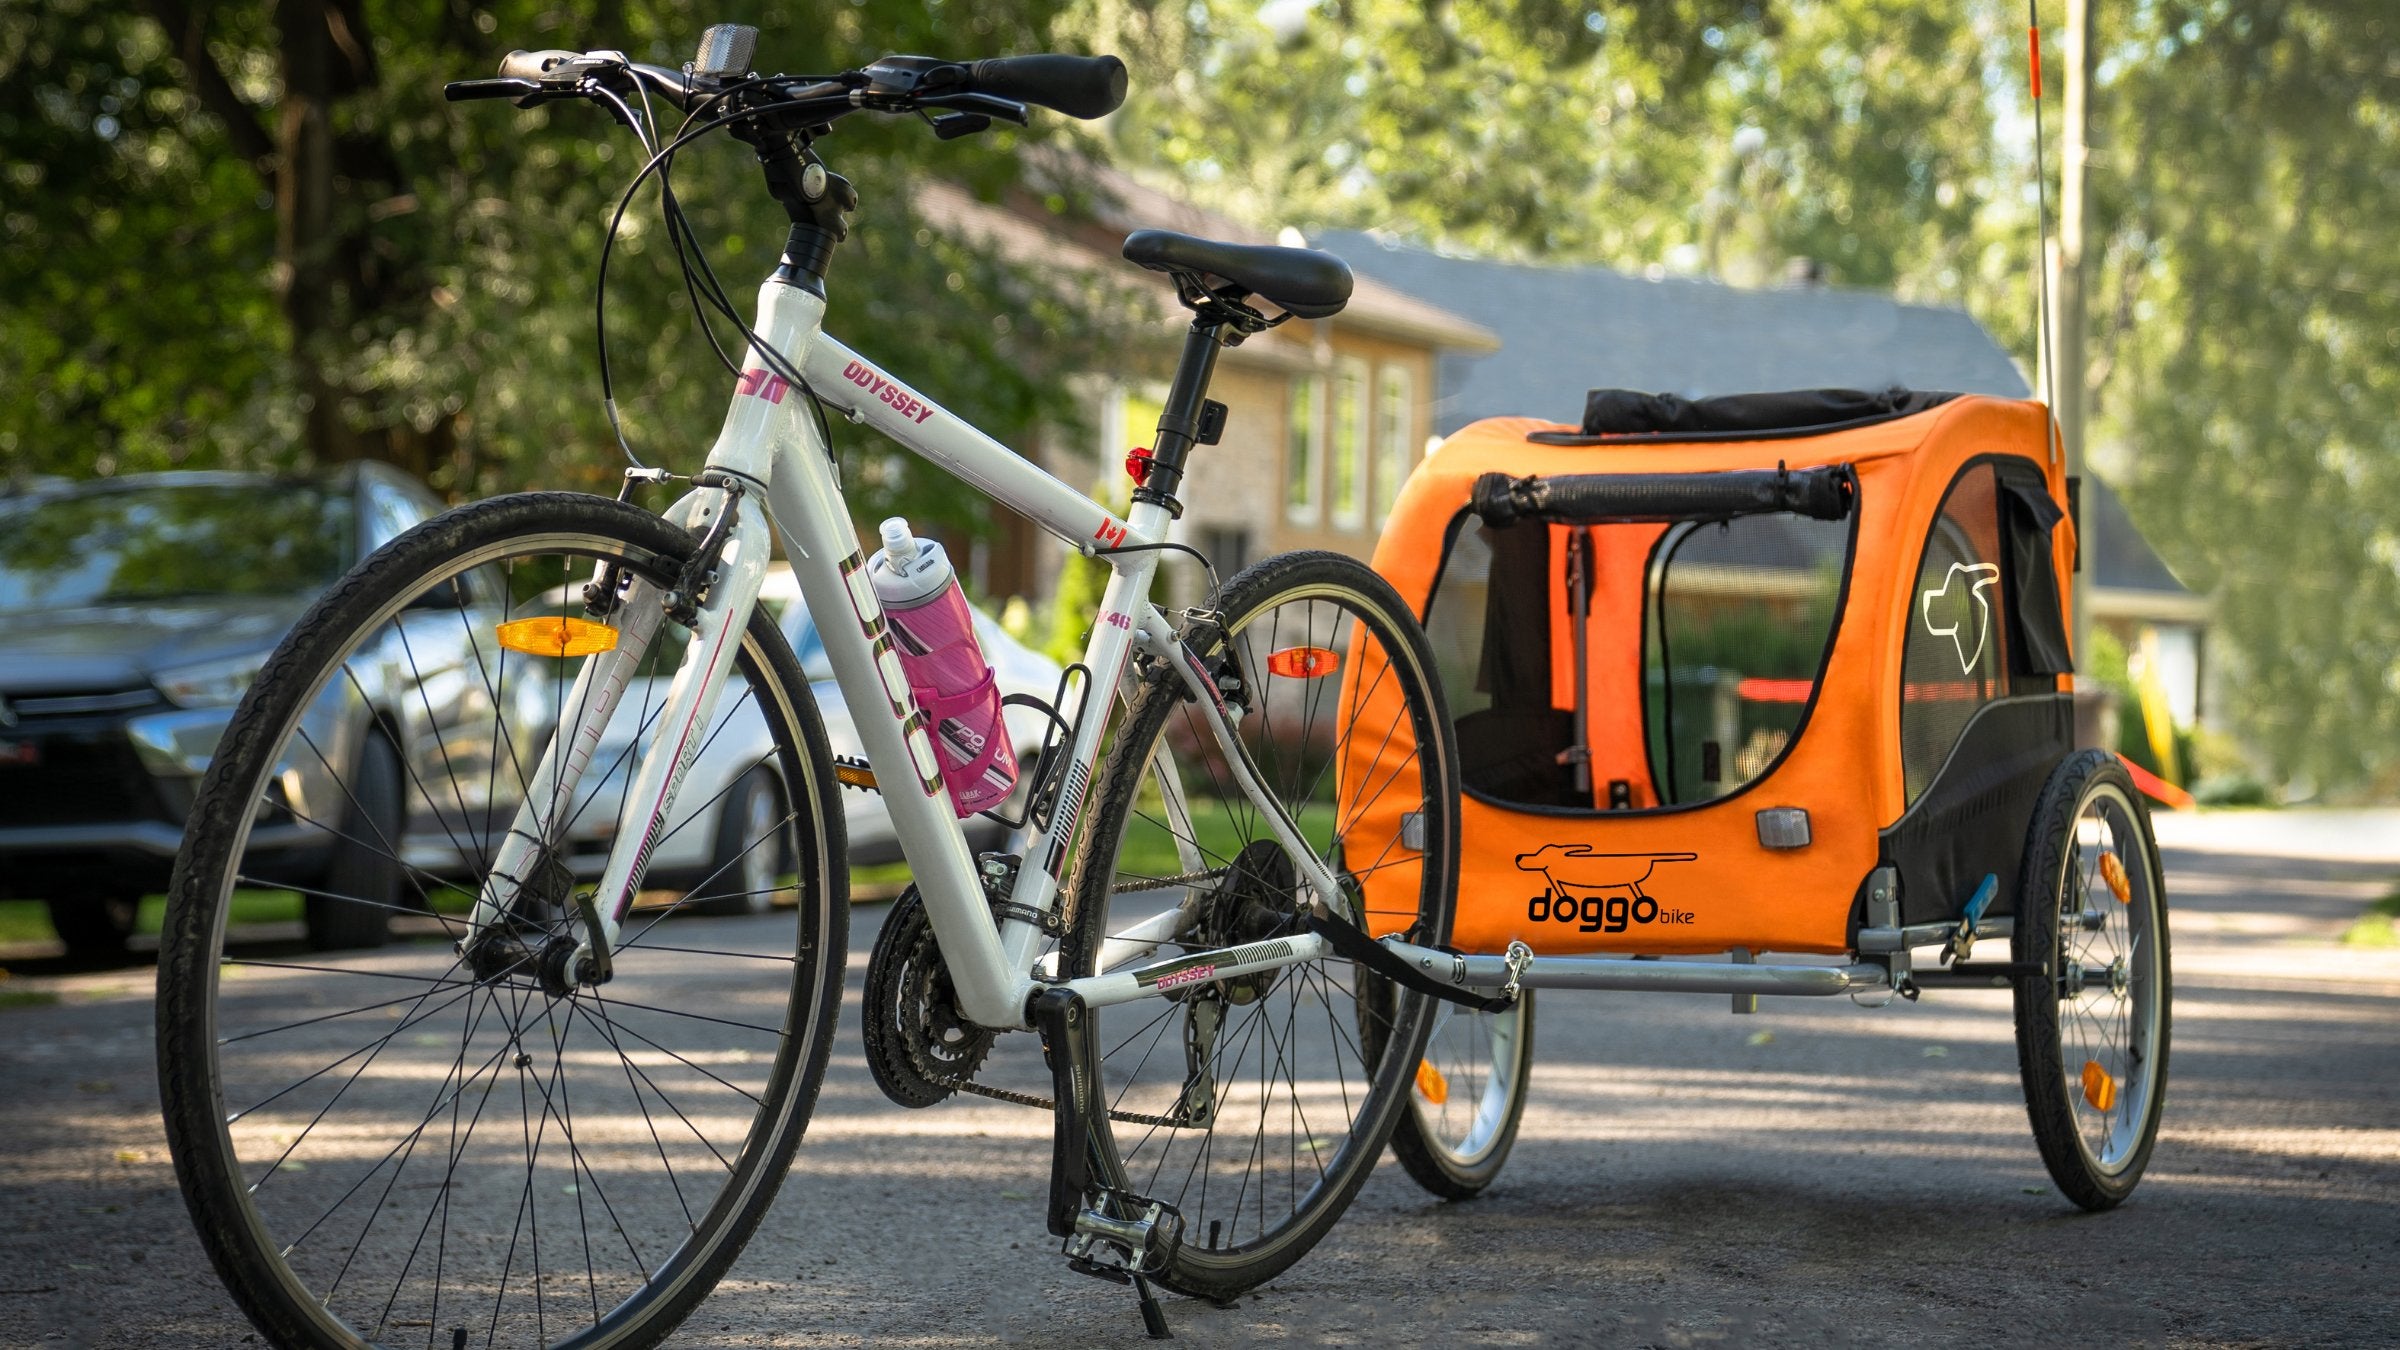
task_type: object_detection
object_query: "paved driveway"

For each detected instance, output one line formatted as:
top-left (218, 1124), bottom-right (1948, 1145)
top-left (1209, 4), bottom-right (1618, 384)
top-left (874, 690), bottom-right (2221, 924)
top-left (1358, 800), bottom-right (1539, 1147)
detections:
top-left (2, 836), bottom-right (2394, 1347)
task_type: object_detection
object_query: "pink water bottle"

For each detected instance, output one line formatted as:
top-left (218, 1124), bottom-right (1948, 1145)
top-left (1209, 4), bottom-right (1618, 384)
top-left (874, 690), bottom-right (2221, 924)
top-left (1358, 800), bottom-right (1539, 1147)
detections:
top-left (869, 518), bottom-right (1020, 818)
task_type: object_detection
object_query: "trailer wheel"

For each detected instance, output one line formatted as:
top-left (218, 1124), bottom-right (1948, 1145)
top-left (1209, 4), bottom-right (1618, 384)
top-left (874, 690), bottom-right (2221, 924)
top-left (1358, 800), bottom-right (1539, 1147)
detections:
top-left (2013, 749), bottom-right (2171, 1209)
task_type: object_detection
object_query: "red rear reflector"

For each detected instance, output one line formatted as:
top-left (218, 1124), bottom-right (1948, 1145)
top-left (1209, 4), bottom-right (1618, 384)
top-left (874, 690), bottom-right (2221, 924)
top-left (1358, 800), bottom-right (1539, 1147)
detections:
top-left (1265, 646), bottom-right (1340, 679)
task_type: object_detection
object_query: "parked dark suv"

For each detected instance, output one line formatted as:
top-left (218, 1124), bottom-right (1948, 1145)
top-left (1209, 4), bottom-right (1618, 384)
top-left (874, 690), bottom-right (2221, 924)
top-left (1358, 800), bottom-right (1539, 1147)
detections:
top-left (0, 467), bottom-right (541, 956)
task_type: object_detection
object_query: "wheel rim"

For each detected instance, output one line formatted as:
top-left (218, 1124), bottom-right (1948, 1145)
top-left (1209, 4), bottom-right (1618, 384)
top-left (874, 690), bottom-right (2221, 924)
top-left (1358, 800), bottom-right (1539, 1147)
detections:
top-left (1411, 998), bottom-right (1524, 1167)
top-left (172, 526), bottom-right (832, 1348)
top-left (2050, 781), bottom-right (2162, 1176)
top-left (1073, 578), bottom-right (1447, 1267)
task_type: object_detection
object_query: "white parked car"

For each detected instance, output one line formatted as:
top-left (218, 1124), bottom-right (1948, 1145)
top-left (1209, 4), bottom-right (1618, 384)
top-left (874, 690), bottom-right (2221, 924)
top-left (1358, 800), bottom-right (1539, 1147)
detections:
top-left (563, 564), bottom-right (1063, 912)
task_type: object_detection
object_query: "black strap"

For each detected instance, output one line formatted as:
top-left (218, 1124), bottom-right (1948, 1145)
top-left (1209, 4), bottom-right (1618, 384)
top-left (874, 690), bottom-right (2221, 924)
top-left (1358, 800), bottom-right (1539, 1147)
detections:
top-left (1306, 913), bottom-right (1518, 1013)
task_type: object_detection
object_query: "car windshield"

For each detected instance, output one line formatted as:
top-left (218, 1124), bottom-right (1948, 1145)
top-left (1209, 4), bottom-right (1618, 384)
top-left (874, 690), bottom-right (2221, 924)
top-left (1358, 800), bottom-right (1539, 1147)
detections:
top-left (0, 482), bottom-right (355, 615)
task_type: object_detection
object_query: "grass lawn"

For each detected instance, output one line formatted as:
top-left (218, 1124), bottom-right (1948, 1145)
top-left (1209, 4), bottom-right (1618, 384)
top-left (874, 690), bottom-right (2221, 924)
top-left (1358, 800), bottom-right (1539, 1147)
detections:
top-left (0, 802), bottom-right (1352, 946)
top-left (2340, 888), bottom-right (2400, 947)
top-left (1107, 801), bottom-right (1340, 881)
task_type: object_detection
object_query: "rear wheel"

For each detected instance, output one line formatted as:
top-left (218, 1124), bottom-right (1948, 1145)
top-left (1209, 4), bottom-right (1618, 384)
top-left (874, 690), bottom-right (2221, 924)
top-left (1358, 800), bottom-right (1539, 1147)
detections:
top-left (157, 492), bottom-right (848, 1349)
top-left (2014, 749), bottom-right (2170, 1210)
top-left (1064, 550), bottom-right (1460, 1301)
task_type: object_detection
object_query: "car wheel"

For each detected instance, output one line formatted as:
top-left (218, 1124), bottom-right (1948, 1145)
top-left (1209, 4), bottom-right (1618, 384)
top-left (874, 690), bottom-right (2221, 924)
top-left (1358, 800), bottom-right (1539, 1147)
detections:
top-left (306, 731), bottom-right (403, 951)
top-left (45, 894), bottom-right (140, 960)
top-left (686, 767), bottom-right (789, 917)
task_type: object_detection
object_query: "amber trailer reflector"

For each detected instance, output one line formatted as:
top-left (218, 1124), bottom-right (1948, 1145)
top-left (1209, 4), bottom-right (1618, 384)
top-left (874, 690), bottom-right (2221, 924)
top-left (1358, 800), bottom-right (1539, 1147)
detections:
top-left (496, 616), bottom-right (620, 658)
top-left (1413, 1058), bottom-right (1449, 1105)
top-left (1265, 646), bottom-right (1340, 679)
top-left (2081, 1060), bottom-right (2118, 1112)
top-left (2098, 851), bottom-right (2132, 905)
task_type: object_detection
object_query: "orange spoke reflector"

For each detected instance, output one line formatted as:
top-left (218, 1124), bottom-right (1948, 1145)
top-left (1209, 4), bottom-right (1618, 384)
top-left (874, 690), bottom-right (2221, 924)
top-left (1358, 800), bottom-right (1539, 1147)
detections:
top-left (1265, 646), bottom-right (1340, 679)
top-left (495, 615), bottom-right (620, 658)
top-left (2098, 851), bottom-right (2132, 905)
top-left (1414, 1058), bottom-right (1449, 1105)
top-left (2081, 1060), bottom-right (2118, 1112)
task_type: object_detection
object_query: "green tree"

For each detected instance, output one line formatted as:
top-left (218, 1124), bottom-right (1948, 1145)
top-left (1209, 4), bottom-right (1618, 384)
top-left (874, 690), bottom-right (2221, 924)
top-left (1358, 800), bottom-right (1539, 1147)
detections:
top-left (2080, 0), bottom-right (2400, 794)
top-left (0, 0), bottom-right (1153, 538)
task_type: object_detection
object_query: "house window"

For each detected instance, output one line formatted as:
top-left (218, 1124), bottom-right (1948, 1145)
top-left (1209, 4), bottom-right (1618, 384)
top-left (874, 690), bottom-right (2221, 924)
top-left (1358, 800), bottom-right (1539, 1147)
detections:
top-left (1286, 373), bottom-right (1325, 523)
top-left (1373, 364), bottom-right (1413, 520)
top-left (1198, 525), bottom-right (1253, 577)
top-left (1329, 359), bottom-right (1368, 529)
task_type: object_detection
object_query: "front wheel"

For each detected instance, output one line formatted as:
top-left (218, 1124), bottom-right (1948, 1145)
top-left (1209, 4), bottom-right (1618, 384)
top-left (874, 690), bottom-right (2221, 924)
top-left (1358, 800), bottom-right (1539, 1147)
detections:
top-left (2013, 749), bottom-right (2170, 1209)
top-left (1064, 550), bottom-right (1461, 1302)
top-left (157, 492), bottom-right (849, 1349)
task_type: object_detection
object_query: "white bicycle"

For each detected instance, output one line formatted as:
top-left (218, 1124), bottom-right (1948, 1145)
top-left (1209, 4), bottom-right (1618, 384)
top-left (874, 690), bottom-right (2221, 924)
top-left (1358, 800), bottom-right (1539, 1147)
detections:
top-left (158, 25), bottom-right (1475, 1348)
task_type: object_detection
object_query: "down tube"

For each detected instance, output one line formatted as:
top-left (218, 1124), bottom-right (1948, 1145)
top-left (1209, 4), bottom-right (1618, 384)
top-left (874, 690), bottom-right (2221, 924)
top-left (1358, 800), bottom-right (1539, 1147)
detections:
top-left (762, 418), bottom-right (1024, 1030)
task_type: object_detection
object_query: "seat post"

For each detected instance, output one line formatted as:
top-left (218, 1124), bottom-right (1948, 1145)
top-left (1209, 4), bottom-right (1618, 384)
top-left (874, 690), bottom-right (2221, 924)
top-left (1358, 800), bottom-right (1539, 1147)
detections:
top-left (1136, 319), bottom-right (1227, 516)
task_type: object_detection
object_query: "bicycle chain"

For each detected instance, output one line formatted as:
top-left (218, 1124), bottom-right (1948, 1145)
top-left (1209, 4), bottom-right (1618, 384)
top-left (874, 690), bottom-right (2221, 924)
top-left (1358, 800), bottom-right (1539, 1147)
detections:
top-left (1110, 868), bottom-right (1224, 894)
top-left (946, 1070), bottom-right (1190, 1128)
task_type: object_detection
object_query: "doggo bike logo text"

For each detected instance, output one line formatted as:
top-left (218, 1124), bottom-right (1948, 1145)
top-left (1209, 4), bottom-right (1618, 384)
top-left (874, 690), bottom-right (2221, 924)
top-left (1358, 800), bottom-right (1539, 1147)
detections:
top-left (1518, 844), bottom-right (1697, 932)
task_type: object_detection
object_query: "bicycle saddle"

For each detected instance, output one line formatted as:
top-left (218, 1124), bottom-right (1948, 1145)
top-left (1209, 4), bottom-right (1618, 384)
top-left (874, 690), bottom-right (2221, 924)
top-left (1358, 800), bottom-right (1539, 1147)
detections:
top-left (1122, 229), bottom-right (1353, 319)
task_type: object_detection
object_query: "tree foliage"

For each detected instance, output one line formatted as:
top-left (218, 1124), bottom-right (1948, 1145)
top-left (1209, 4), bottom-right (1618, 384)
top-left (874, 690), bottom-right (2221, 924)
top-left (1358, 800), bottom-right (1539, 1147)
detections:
top-left (1090, 0), bottom-right (2396, 792)
top-left (2086, 0), bottom-right (2400, 794)
top-left (0, 0), bottom-right (1151, 537)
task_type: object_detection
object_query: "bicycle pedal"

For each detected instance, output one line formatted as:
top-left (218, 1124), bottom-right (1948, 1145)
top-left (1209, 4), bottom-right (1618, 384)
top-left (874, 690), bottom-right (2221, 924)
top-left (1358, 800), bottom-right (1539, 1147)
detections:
top-left (1062, 1195), bottom-right (1183, 1283)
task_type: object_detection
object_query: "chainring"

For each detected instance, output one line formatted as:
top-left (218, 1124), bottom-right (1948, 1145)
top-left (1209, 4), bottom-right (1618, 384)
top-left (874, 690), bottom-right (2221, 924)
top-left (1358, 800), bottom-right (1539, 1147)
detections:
top-left (862, 885), bottom-right (997, 1109)
top-left (1203, 838), bottom-right (1302, 1004)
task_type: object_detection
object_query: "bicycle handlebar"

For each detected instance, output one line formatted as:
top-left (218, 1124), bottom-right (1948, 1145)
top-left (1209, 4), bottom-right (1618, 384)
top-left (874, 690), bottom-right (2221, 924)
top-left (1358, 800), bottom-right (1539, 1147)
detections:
top-left (447, 43), bottom-right (1124, 128)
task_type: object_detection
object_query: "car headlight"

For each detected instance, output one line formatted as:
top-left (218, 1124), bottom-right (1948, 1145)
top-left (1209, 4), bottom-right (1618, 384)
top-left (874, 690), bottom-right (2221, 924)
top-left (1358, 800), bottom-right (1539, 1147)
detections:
top-left (155, 650), bottom-right (271, 708)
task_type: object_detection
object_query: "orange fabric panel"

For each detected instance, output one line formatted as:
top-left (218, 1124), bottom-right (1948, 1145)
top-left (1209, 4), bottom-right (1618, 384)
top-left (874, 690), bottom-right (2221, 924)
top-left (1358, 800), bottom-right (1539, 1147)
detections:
top-left (1588, 523), bottom-right (1666, 809)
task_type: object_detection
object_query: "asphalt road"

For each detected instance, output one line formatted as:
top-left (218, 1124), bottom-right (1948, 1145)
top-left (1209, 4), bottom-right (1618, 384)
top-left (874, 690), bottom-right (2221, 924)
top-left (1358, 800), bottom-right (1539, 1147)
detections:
top-left (3, 838), bottom-right (2395, 1348)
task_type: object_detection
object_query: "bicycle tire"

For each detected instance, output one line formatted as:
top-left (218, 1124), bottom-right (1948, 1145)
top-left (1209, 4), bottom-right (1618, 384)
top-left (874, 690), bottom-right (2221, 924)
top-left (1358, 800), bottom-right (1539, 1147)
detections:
top-left (1062, 549), bottom-right (1460, 1301)
top-left (1382, 990), bottom-right (1535, 1199)
top-left (158, 491), bottom-right (848, 1349)
top-left (2013, 749), bottom-right (2171, 1210)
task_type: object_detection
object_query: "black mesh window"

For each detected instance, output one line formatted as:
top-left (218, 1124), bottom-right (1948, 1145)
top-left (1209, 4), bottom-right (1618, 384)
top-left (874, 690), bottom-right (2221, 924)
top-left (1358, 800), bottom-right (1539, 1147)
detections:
top-left (1422, 505), bottom-right (1851, 814)
top-left (1644, 514), bottom-right (1850, 806)
top-left (1423, 518), bottom-right (1580, 807)
top-left (1901, 463), bottom-right (2014, 802)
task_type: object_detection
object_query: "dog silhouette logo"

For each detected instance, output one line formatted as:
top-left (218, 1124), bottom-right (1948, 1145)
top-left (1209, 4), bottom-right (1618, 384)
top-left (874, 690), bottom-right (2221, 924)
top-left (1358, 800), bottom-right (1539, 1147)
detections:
top-left (1920, 561), bottom-right (2001, 675)
top-left (1516, 845), bottom-right (1698, 933)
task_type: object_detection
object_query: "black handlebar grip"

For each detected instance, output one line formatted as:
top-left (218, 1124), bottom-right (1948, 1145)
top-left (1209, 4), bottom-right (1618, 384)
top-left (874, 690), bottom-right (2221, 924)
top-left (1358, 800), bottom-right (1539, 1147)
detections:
top-left (499, 49), bottom-right (581, 82)
top-left (965, 54), bottom-right (1127, 119)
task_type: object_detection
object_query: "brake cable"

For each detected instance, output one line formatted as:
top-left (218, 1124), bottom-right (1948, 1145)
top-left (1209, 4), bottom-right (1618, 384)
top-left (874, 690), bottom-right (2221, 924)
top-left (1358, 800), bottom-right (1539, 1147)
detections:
top-left (591, 86), bottom-right (836, 470)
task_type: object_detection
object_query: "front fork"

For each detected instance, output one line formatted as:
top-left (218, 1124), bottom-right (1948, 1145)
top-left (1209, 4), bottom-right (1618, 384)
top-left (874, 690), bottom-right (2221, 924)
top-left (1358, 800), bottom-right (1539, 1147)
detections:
top-left (462, 485), bottom-right (770, 980)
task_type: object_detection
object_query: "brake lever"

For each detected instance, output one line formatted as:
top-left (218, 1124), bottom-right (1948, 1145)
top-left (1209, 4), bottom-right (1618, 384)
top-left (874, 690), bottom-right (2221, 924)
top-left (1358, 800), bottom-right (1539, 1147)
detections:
top-left (444, 77), bottom-right (542, 103)
top-left (915, 91), bottom-right (1030, 126)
